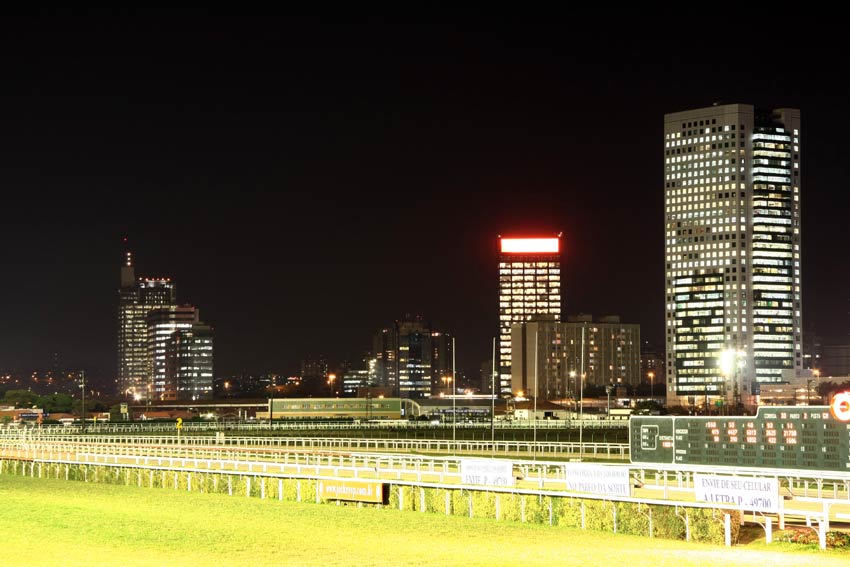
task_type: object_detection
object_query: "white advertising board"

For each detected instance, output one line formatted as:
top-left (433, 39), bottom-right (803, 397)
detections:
top-left (564, 464), bottom-right (631, 497)
top-left (694, 474), bottom-right (779, 513)
top-left (460, 459), bottom-right (515, 487)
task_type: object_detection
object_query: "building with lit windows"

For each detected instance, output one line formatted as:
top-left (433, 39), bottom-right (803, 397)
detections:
top-left (373, 327), bottom-right (398, 391)
top-left (498, 236), bottom-right (561, 395)
top-left (164, 324), bottom-right (214, 400)
top-left (664, 104), bottom-right (802, 411)
top-left (146, 306), bottom-right (200, 399)
top-left (373, 317), bottom-right (453, 399)
top-left (117, 244), bottom-right (176, 399)
top-left (431, 331), bottom-right (454, 395)
top-left (511, 315), bottom-right (640, 401)
top-left (396, 316), bottom-right (433, 399)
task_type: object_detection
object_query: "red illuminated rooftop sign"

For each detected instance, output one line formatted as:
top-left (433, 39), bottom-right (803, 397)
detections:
top-left (500, 238), bottom-right (560, 254)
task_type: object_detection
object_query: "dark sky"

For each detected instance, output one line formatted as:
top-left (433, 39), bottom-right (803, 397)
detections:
top-left (1, 15), bottom-right (848, 388)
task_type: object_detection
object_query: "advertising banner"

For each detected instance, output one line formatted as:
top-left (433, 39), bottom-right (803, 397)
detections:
top-left (318, 480), bottom-right (386, 503)
top-left (694, 474), bottom-right (779, 512)
top-left (460, 459), bottom-right (515, 487)
top-left (564, 464), bottom-right (631, 497)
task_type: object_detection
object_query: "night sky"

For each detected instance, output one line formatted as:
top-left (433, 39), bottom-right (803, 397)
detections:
top-left (1, 15), bottom-right (848, 388)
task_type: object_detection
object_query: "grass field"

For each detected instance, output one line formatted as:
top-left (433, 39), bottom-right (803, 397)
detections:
top-left (1, 474), bottom-right (846, 566)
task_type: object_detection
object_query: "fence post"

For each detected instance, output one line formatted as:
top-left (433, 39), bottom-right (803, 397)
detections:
top-left (612, 503), bottom-right (617, 534)
top-left (648, 507), bottom-right (653, 538)
top-left (279, 479), bottom-right (283, 501)
top-left (685, 511), bottom-right (690, 542)
top-left (724, 514), bottom-right (731, 547)
top-left (818, 520), bottom-right (827, 550)
top-left (765, 517), bottom-right (772, 544)
top-left (521, 496), bottom-right (526, 523)
top-left (420, 488), bottom-right (425, 513)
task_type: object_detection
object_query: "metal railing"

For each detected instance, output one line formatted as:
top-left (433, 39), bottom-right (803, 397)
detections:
top-left (0, 418), bottom-right (628, 435)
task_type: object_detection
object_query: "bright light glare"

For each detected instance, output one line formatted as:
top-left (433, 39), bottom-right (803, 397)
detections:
top-left (500, 238), bottom-right (559, 254)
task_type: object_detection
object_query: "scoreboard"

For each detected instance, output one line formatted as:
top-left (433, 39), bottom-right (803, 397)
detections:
top-left (631, 405), bottom-right (850, 472)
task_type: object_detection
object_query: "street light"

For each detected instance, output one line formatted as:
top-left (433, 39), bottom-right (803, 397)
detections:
top-left (569, 371), bottom-right (577, 413)
top-left (648, 372), bottom-right (655, 399)
top-left (719, 349), bottom-right (746, 414)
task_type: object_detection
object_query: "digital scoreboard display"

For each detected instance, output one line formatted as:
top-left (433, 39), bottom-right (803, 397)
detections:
top-left (631, 406), bottom-right (850, 472)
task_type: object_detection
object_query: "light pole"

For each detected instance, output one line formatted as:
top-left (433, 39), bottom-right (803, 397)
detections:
top-left (491, 337), bottom-right (496, 457)
top-left (533, 329), bottom-right (538, 461)
top-left (605, 384), bottom-right (614, 418)
top-left (79, 370), bottom-right (86, 434)
top-left (569, 371), bottom-right (577, 414)
top-left (579, 326), bottom-right (585, 461)
top-left (648, 372), bottom-right (654, 400)
top-left (451, 337), bottom-right (456, 444)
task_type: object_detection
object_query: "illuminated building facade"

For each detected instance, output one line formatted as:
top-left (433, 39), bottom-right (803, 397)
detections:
top-left (117, 245), bottom-right (176, 399)
top-left (664, 104), bottom-right (802, 410)
top-left (511, 315), bottom-right (640, 400)
top-left (373, 327), bottom-right (398, 391)
top-left (146, 306), bottom-right (199, 399)
top-left (396, 316), bottom-right (432, 399)
top-left (373, 317), bottom-right (453, 398)
top-left (498, 236), bottom-right (561, 395)
top-left (164, 324), bottom-right (214, 400)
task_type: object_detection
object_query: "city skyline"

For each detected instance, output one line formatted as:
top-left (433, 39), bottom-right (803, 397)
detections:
top-left (1, 19), bottom-right (848, 389)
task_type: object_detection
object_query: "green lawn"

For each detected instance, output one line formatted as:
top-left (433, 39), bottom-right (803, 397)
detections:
top-left (0, 474), bottom-right (846, 566)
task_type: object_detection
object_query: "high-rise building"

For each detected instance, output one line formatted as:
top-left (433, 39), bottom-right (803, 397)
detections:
top-left (664, 104), bottom-right (802, 410)
top-left (164, 324), bottom-right (214, 400)
top-left (430, 331), bottom-right (454, 395)
top-left (117, 243), bottom-right (176, 399)
top-left (146, 306), bottom-right (199, 399)
top-left (396, 315), bottom-right (433, 399)
top-left (300, 355), bottom-right (329, 385)
top-left (373, 328), bottom-right (398, 390)
top-left (511, 315), bottom-right (640, 400)
top-left (372, 316), bottom-right (453, 398)
top-left (498, 235), bottom-right (562, 395)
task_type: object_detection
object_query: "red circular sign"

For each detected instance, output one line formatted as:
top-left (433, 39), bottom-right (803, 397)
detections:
top-left (830, 392), bottom-right (850, 422)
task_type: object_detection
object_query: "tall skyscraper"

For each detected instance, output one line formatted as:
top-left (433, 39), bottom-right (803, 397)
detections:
top-left (498, 235), bottom-right (562, 395)
top-left (117, 242), bottom-right (176, 398)
top-left (664, 104), bottom-right (802, 410)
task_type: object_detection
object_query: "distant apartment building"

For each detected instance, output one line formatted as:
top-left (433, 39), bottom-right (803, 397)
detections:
top-left (164, 324), bottom-right (214, 400)
top-left (511, 315), bottom-right (640, 401)
top-left (146, 306), bottom-right (201, 399)
top-left (373, 316), bottom-right (454, 399)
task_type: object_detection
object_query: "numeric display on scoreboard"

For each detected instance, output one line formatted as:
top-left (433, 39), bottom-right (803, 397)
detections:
top-left (631, 406), bottom-right (850, 472)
